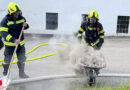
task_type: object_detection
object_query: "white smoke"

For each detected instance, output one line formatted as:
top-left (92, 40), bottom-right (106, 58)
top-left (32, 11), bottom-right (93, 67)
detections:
top-left (49, 35), bottom-right (106, 75)
top-left (69, 43), bottom-right (106, 75)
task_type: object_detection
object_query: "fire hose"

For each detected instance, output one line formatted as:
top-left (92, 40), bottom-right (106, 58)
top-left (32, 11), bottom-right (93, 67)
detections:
top-left (0, 43), bottom-right (67, 66)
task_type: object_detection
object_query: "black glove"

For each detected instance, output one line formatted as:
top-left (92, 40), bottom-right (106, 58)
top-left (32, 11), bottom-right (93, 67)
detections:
top-left (96, 42), bottom-right (103, 50)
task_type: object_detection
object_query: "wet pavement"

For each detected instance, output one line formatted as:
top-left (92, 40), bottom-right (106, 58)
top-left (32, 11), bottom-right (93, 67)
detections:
top-left (0, 34), bottom-right (130, 90)
top-left (7, 77), bottom-right (130, 90)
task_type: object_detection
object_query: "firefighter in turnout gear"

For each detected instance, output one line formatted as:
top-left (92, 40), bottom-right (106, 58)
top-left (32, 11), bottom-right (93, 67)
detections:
top-left (77, 10), bottom-right (105, 86)
top-left (0, 2), bottom-right (29, 78)
top-left (77, 10), bottom-right (104, 50)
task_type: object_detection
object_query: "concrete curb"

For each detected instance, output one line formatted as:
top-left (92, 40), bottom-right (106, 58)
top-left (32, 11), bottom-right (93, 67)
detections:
top-left (11, 74), bottom-right (76, 84)
top-left (98, 73), bottom-right (130, 78)
top-left (10, 73), bottom-right (130, 84)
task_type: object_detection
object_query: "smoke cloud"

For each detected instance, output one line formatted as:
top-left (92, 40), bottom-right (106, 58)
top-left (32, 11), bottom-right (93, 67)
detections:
top-left (49, 35), bottom-right (106, 75)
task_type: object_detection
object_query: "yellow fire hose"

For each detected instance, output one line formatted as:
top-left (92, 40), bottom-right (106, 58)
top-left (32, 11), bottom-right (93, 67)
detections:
top-left (0, 43), bottom-right (67, 66)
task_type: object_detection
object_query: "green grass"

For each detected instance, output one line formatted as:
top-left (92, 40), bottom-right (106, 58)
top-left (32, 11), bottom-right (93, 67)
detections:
top-left (79, 84), bottom-right (130, 90)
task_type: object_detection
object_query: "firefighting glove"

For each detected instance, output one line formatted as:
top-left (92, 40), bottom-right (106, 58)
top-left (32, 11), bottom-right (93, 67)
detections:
top-left (91, 43), bottom-right (99, 50)
top-left (90, 43), bottom-right (95, 47)
top-left (77, 33), bottom-right (82, 43)
top-left (94, 45), bottom-right (98, 49)
top-left (96, 42), bottom-right (103, 50)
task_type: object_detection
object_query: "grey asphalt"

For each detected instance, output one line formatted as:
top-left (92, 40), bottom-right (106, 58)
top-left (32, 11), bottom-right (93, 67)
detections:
top-left (7, 77), bottom-right (130, 90)
top-left (0, 34), bottom-right (130, 90)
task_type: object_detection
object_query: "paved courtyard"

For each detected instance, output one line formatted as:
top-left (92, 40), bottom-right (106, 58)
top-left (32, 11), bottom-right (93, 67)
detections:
top-left (0, 34), bottom-right (130, 90)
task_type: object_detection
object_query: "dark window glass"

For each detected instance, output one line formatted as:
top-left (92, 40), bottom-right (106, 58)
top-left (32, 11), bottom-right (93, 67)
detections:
top-left (116, 16), bottom-right (129, 33)
top-left (46, 13), bottom-right (58, 30)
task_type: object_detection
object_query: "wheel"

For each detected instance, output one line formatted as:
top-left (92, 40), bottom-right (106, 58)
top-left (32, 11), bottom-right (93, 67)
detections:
top-left (88, 69), bottom-right (96, 86)
top-left (89, 76), bottom-right (96, 86)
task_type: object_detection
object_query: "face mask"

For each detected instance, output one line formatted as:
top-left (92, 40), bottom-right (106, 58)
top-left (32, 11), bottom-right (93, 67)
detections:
top-left (12, 11), bottom-right (21, 19)
top-left (90, 17), bottom-right (96, 24)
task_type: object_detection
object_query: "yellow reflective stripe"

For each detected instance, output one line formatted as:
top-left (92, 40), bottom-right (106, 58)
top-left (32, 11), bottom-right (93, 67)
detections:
top-left (79, 27), bottom-right (84, 32)
top-left (99, 30), bottom-right (104, 34)
top-left (87, 26), bottom-right (96, 31)
top-left (100, 35), bottom-right (104, 38)
top-left (77, 33), bottom-right (82, 37)
top-left (82, 38), bottom-right (88, 46)
top-left (88, 26), bottom-right (93, 30)
top-left (4, 41), bottom-right (17, 46)
top-left (6, 34), bottom-right (12, 41)
top-left (3, 62), bottom-right (7, 64)
top-left (91, 39), bottom-right (100, 46)
top-left (16, 19), bottom-right (25, 24)
top-left (2, 62), bottom-right (9, 65)
top-left (20, 40), bottom-right (25, 46)
top-left (7, 19), bottom-right (25, 25)
top-left (4, 40), bottom-right (25, 46)
top-left (7, 21), bottom-right (14, 26)
top-left (0, 27), bottom-right (8, 32)
top-left (94, 39), bottom-right (100, 45)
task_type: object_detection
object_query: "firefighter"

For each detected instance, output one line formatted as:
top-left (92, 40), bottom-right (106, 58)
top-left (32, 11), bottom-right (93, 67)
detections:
top-left (0, 2), bottom-right (29, 78)
top-left (77, 10), bottom-right (104, 50)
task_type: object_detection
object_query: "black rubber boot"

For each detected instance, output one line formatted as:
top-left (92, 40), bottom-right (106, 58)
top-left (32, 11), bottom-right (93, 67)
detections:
top-left (3, 64), bottom-right (9, 76)
top-left (19, 71), bottom-right (29, 78)
top-left (17, 63), bottom-right (29, 78)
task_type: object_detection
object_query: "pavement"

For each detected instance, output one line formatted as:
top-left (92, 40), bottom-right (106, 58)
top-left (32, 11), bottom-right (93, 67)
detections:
top-left (0, 34), bottom-right (130, 90)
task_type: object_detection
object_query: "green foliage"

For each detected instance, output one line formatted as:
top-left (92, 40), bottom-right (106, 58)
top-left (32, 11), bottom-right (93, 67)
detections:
top-left (79, 84), bottom-right (130, 90)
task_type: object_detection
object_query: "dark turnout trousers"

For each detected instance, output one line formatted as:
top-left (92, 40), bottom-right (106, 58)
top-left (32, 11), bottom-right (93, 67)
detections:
top-left (4, 45), bottom-right (26, 64)
top-left (3, 45), bottom-right (29, 78)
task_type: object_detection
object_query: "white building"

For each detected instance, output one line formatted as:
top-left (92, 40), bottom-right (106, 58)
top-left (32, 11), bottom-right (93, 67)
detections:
top-left (0, 0), bottom-right (130, 36)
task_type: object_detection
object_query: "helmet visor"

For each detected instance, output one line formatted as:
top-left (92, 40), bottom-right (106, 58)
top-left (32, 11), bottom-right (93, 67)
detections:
top-left (90, 17), bottom-right (96, 24)
top-left (14, 10), bottom-right (21, 14)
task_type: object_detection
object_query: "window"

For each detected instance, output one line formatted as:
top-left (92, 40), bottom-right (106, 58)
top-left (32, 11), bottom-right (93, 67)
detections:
top-left (46, 13), bottom-right (58, 30)
top-left (116, 16), bottom-right (130, 33)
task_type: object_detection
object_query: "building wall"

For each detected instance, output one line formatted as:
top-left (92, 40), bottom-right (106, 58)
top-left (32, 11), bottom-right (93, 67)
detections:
top-left (0, 0), bottom-right (130, 35)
